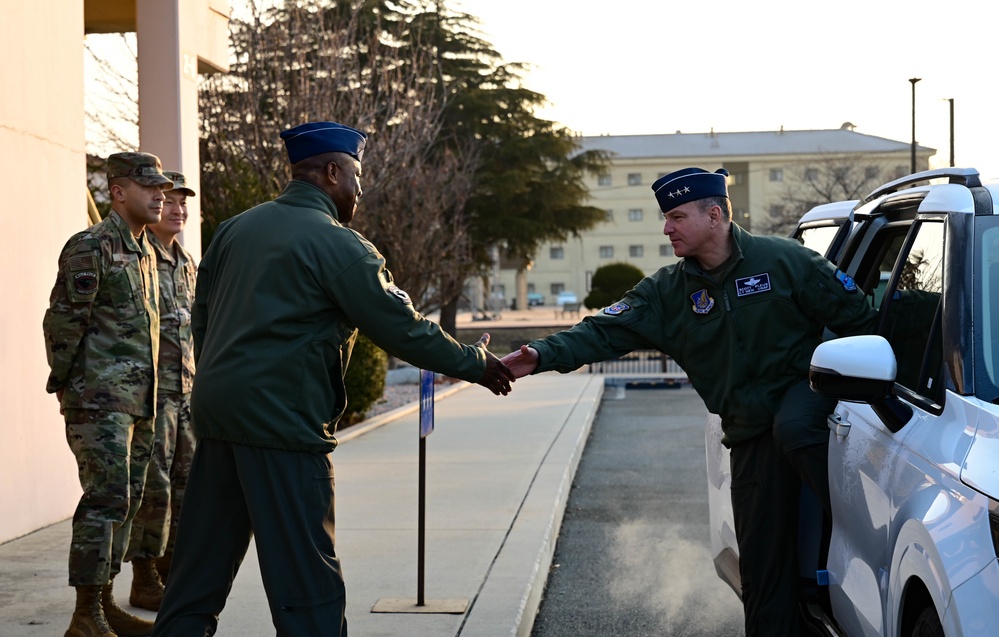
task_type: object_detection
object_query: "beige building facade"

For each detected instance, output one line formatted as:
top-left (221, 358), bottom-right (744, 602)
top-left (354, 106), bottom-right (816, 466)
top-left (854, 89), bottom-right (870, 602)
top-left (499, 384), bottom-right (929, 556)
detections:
top-left (0, 0), bottom-right (228, 545)
top-left (499, 129), bottom-right (934, 307)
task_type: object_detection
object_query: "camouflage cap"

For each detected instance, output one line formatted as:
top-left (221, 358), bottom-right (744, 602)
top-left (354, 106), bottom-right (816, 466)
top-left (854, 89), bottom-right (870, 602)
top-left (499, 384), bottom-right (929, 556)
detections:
top-left (163, 171), bottom-right (196, 197)
top-left (106, 152), bottom-right (174, 188)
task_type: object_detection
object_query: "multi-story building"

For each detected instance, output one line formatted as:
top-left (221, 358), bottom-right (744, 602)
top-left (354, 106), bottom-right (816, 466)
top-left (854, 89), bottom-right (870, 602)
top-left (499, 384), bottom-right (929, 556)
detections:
top-left (496, 127), bottom-right (934, 308)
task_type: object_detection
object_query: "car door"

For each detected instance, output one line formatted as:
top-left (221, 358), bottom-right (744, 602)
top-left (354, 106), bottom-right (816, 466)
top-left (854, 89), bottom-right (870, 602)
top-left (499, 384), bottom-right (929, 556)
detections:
top-left (826, 217), bottom-right (945, 637)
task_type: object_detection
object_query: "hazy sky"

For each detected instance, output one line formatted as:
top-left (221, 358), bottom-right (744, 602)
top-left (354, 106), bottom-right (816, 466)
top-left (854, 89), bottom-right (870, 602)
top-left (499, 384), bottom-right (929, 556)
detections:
top-left (89, 0), bottom-right (999, 180)
top-left (451, 0), bottom-right (999, 179)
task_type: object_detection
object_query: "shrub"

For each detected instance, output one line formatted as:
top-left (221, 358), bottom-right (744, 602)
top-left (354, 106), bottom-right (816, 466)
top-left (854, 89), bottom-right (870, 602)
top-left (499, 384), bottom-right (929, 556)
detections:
top-left (341, 333), bottom-right (388, 426)
top-left (584, 262), bottom-right (645, 309)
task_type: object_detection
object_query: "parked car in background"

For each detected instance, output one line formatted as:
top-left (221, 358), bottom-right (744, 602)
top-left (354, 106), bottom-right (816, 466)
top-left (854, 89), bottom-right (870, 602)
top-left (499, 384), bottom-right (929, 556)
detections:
top-left (527, 292), bottom-right (545, 306)
top-left (555, 291), bottom-right (578, 307)
top-left (707, 168), bottom-right (999, 637)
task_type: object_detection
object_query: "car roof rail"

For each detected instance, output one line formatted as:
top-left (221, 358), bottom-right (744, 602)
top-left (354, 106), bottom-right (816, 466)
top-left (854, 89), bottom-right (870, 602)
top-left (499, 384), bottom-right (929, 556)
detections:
top-left (864, 167), bottom-right (982, 203)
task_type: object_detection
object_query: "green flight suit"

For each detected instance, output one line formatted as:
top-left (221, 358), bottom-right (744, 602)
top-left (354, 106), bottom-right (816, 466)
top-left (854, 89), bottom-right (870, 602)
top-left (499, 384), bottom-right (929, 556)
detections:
top-left (154, 180), bottom-right (487, 637)
top-left (529, 223), bottom-right (878, 637)
top-left (42, 210), bottom-right (160, 586)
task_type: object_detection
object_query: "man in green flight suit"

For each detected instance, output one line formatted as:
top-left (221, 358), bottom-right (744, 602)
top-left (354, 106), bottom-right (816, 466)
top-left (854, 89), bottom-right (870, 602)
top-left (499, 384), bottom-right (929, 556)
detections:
top-left (43, 151), bottom-right (174, 637)
top-left (152, 121), bottom-right (515, 637)
top-left (125, 171), bottom-right (198, 611)
top-left (501, 167), bottom-right (878, 637)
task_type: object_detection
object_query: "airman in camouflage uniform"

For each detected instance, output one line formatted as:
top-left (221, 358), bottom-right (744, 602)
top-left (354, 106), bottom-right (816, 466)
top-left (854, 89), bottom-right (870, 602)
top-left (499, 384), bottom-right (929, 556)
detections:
top-left (43, 151), bottom-right (173, 637)
top-left (126, 171), bottom-right (198, 611)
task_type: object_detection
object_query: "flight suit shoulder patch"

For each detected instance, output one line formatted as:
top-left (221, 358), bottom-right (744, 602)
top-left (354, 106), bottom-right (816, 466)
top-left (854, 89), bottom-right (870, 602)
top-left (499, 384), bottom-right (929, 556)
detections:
top-left (387, 284), bottom-right (412, 305)
top-left (603, 301), bottom-right (631, 316)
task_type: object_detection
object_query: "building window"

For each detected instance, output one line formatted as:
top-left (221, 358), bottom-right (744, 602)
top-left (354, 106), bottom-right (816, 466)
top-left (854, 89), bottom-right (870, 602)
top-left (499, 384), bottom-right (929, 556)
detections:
top-left (732, 172), bottom-right (745, 185)
top-left (627, 173), bottom-right (642, 185)
top-left (628, 209), bottom-right (643, 222)
top-left (605, 209), bottom-right (614, 222)
top-left (805, 168), bottom-right (819, 181)
top-left (599, 246), bottom-right (614, 258)
top-left (659, 244), bottom-right (674, 257)
top-left (629, 245), bottom-right (644, 258)
top-left (769, 168), bottom-right (784, 182)
top-left (598, 174), bottom-right (612, 186)
top-left (769, 204), bottom-right (786, 218)
top-left (549, 246), bottom-right (564, 260)
top-left (550, 283), bottom-right (565, 295)
top-left (865, 166), bottom-right (881, 179)
top-left (527, 283), bottom-right (536, 293)
top-left (895, 165), bottom-right (908, 179)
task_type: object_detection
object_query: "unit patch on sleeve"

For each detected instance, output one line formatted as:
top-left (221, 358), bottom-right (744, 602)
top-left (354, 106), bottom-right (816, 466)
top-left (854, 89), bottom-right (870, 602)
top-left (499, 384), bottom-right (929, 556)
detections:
top-left (834, 269), bottom-right (858, 292)
top-left (735, 273), bottom-right (771, 297)
top-left (73, 271), bottom-right (99, 295)
top-left (387, 284), bottom-right (413, 305)
top-left (603, 301), bottom-right (631, 316)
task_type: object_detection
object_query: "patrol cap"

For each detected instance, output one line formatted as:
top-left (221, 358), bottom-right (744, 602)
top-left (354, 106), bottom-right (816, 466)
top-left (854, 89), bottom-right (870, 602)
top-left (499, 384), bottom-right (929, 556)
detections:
top-left (652, 167), bottom-right (729, 213)
top-left (280, 121), bottom-right (367, 164)
top-left (106, 152), bottom-right (174, 188)
top-left (163, 171), bottom-right (196, 197)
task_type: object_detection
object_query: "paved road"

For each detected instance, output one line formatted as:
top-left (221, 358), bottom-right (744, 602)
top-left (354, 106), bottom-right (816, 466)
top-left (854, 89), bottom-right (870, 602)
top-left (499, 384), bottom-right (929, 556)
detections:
top-left (531, 385), bottom-right (745, 637)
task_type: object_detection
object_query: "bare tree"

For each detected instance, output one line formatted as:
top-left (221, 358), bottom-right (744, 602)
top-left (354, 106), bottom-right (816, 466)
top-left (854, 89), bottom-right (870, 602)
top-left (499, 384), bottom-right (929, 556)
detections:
top-left (199, 0), bottom-right (478, 313)
top-left (760, 153), bottom-right (898, 235)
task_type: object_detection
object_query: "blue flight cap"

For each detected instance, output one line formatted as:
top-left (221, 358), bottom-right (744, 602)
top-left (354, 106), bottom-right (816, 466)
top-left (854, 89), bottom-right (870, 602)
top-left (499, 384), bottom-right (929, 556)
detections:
top-left (652, 167), bottom-right (730, 213)
top-left (280, 121), bottom-right (367, 164)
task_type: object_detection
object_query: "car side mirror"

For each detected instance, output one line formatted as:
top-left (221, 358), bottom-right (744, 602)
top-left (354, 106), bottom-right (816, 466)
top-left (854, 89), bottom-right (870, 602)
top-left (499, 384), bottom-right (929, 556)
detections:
top-left (809, 335), bottom-right (913, 433)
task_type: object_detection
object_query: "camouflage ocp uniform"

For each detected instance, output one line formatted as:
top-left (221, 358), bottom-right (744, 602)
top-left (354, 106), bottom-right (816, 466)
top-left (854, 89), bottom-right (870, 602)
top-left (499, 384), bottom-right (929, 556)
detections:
top-left (127, 230), bottom-right (197, 561)
top-left (43, 209), bottom-right (160, 586)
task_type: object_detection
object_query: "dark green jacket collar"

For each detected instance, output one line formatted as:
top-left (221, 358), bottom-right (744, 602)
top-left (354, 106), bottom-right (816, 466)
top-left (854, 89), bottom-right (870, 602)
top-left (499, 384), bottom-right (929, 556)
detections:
top-left (277, 180), bottom-right (341, 222)
top-left (683, 222), bottom-right (748, 279)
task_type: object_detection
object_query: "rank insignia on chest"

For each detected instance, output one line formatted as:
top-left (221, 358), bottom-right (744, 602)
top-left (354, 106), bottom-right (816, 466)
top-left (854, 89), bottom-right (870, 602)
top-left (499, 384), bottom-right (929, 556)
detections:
top-left (834, 269), bottom-right (858, 292)
top-left (604, 301), bottom-right (631, 316)
top-left (387, 284), bottom-right (413, 305)
top-left (690, 289), bottom-right (715, 315)
top-left (735, 273), bottom-right (771, 297)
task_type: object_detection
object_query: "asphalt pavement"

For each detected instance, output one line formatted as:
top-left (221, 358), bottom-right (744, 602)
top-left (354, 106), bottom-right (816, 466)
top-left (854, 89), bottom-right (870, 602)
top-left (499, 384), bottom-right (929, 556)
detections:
top-left (531, 386), bottom-right (745, 637)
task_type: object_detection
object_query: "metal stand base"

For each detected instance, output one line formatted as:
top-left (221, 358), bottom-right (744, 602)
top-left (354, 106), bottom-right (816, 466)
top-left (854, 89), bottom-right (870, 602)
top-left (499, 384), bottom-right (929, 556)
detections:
top-left (371, 598), bottom-right (469, 614)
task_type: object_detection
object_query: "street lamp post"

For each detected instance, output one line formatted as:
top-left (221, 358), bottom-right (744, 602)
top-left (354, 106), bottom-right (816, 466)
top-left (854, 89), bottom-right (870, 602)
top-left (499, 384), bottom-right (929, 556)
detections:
top-left (946, 98), bottom-right (955, 167)
top-left (909, 78), bottom-right (921, 174)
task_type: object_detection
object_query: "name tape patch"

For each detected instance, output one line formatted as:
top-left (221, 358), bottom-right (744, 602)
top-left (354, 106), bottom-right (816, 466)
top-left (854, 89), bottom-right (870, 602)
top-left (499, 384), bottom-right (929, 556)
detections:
top-left (735, 273), bottom-right (771, 297)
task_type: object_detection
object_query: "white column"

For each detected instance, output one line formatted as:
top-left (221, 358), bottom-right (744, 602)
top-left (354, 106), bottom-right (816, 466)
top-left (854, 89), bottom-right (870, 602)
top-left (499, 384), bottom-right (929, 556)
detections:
top-left (136, 0), bottom-right (203, 260)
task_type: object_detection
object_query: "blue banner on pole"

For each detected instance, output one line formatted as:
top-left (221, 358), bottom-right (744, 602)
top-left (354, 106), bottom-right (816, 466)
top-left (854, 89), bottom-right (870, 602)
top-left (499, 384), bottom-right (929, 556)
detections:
top-left (419, 369), bottom-right (435, 438)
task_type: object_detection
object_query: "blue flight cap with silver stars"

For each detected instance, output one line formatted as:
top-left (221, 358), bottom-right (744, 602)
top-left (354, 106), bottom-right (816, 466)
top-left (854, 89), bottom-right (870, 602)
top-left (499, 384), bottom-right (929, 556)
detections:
top-left (280, 121), bottom-right (367, 164)
top-left (652, 167), bottom-right (730, 213)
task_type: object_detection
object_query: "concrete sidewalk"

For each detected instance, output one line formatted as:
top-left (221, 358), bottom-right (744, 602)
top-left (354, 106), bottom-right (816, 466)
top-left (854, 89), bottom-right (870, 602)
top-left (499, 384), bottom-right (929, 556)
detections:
top-left (0, 373), bottom-right (603, 637)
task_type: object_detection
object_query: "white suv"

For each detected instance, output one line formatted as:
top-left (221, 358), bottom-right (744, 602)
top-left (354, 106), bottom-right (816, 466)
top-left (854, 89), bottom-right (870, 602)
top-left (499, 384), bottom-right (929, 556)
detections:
top-left (706, 167), bottom-right (999, 637)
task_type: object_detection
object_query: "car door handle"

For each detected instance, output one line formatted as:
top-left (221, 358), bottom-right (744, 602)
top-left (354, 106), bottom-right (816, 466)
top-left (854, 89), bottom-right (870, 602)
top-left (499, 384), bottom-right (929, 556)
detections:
top-left (828, 412), bottom-right (851, 438)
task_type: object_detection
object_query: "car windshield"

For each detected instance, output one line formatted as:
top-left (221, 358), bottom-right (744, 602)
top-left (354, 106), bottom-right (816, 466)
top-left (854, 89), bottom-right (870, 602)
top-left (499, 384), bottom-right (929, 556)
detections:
top-left (975, 216), bottom-right (999, 401)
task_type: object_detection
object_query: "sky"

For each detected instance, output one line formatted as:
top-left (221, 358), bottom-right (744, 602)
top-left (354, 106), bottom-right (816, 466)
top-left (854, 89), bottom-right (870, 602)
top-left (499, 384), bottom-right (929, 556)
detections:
top-left (450, 0), bottom-right (999, 179)
top-left (87, 0), bottom-right (999, 179)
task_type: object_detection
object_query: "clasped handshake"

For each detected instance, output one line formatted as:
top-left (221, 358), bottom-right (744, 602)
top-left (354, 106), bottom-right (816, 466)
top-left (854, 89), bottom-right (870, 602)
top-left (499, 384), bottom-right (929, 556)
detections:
top-left (473, 332), bottom-right (540, 396)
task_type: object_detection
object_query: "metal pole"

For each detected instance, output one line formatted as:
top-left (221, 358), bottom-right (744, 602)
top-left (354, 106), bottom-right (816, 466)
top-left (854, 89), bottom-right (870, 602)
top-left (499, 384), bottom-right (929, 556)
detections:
top-left (948, 98), bottom-right (955, 167)
top-left (417, 435), bottom-right (426, 606)
top-left (909, 78), bottom-right (921, 174)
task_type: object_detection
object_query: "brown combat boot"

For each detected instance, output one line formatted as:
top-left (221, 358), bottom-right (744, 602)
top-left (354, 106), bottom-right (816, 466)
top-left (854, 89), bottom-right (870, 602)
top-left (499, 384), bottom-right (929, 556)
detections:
top-left (65, 584), bottom-right (116, 637)
top-left (101, 581), bottom-right (154, 637)
top-left (128, 558), bottom-right (164, 611)
top-left (153, 552), bottom-right (171, 585)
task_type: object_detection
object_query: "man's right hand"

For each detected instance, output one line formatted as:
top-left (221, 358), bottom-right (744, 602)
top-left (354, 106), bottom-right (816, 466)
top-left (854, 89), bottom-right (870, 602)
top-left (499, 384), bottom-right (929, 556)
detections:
top-left (473, 333), bottom-right (516, 396)
top-left (499, 345), bottom-right (539, 379)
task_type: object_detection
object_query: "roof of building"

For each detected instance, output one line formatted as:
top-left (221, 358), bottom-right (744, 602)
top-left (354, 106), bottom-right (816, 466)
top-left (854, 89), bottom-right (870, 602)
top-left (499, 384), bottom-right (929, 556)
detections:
top-left (577, 128), bottom-right (935, 159)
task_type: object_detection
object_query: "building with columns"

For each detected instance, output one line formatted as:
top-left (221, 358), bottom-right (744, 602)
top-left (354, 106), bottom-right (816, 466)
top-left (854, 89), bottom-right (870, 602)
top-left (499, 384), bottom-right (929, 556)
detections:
top-left (496, 128), bottom-right (934, 309)
top-left (0, 0), bottom-right (229, 544)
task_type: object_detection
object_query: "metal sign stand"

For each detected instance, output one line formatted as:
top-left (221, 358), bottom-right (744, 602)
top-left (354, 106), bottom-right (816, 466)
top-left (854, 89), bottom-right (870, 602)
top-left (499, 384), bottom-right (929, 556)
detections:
top-left (371, 370), bottom-right (468, 615)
